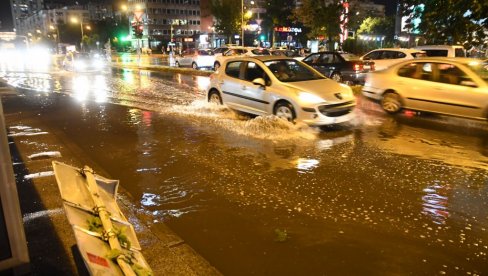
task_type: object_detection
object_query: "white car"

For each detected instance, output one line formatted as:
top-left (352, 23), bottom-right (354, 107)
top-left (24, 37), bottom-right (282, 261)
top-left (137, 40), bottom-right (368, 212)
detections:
top-left (206, 56), bottom-right (356, 126)
top-left (361, 48), bottom-right (425, 71)
top-left (175, 49), bottom-right (215, 70)
top-left (213, 47), bottom-right (270, 70)
top-left (414, 45), bottom-right (466, 58)
top-left (362, 57), bottom-right (488, 120)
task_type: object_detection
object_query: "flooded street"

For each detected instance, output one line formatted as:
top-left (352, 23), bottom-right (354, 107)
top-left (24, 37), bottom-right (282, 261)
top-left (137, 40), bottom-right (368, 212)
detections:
top-left (2, 69), bottom-right (488, 275)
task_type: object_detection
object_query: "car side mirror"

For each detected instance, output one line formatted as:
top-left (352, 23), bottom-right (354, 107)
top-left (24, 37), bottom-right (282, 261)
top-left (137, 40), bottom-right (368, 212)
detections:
top-left (252, 78), bottom-right (266, 88)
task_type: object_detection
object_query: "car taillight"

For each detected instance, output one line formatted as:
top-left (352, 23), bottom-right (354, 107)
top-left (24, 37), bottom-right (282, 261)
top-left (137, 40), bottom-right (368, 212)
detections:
top-left (353, 63), bottom-right (363, 71)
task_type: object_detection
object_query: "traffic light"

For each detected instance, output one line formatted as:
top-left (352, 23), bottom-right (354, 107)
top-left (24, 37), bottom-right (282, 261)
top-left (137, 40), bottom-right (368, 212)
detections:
top-left (132, 22), bottom-right (144, 39)
top-left (135, 24), bottom-right (144, 38)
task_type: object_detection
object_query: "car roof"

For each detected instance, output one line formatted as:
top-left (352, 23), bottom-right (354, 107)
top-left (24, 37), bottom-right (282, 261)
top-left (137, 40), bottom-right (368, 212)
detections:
top-left (223, 55), bottom-right (292, 63)
top-left (388, 57), bottom-right (483, 69)
top-left (415, 45), bottom-right (464, 49)
top-left (369, 48), bottom-right (424, 53)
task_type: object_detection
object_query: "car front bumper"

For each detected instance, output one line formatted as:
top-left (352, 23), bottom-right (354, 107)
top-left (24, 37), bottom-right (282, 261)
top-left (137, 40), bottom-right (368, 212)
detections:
top-left (298, 101), bottom-right (356, 126)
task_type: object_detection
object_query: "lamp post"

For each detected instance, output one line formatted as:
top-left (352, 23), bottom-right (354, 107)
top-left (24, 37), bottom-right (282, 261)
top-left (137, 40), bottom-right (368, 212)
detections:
top-left (70, 16), bottom-right (84, 51)
top-left (241, 0), bottom-right (244, 46)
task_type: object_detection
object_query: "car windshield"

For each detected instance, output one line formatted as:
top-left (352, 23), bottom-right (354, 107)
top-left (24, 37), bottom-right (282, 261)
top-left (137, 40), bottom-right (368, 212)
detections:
top-left (467, 61), bottom-right (488, 84)
top-left (264, 59), bottom-right (325, 82)
top-left (340, 53), bottom-right (360, 61)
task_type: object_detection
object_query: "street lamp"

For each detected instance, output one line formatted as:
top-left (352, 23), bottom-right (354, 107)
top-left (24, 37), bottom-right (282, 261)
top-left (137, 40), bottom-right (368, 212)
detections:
top-left (241, 0), bottom-right (244, 46)
top-left (70, 16), bottom-right (84, 40)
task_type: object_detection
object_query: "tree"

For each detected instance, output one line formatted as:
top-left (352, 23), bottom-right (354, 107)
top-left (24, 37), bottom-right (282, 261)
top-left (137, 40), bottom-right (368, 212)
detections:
top-left (295, 0), bottom-right (344, 50)
top-left (400, 0), bottom-right (487, 46)
top-left (357, 16), bottom-right (395, 41)
top-left (261, 0), bottom-right (296, 46)
top-left (209, 0), bottom-right (242, 43)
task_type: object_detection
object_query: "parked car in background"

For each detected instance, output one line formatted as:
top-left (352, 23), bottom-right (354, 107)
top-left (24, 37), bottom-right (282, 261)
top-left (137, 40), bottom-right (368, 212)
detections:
top-left (302, 51), bottom-right (375, 84)
top-left (213, 47), bottom-right (271, 70)
top-left (270, 49), bottom-right (305, 61)
top-left (175, 49), bottom-right (215, 70)
top-left (414, 45), bottom-right (466, 58)
top-left (362, 57), bottom-right (488, 120)
top-left (213, 46), bottom-right (229, 56)
top-left (361, 48), bottom-right (425, 71)
top-left (207, 56), bottom-right (356, 125)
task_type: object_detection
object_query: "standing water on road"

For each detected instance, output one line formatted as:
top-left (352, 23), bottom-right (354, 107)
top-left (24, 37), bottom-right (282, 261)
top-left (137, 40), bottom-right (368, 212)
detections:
top-left (2, 68), bottom-right (488, 275)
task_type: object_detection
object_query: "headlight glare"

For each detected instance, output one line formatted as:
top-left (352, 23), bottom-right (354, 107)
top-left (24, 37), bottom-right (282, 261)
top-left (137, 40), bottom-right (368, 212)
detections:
top-left (298, 92), bottom-right (325, 104)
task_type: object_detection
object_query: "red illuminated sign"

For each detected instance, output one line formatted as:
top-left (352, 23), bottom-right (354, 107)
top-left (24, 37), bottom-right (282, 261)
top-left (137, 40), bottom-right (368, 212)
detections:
top-left (274, 26), bottom-right (302, 33)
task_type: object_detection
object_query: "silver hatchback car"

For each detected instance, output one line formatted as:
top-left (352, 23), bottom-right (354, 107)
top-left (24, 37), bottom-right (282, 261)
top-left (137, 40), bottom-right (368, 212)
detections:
top-left (206, 56), bottom-right (356, 125)
top-left (362, 58), bottom-right (488, 121)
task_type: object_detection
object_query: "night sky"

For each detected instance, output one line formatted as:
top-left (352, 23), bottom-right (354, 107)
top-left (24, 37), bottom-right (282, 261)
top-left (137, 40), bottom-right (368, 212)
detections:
top-left (0, 0), bottom-right (397, 31)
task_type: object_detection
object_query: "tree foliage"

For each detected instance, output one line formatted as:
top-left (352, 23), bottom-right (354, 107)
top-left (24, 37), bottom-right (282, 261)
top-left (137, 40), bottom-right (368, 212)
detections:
top-left (401, 0), bottom-right (487, 46)
top-left (357, 16), bottom-right (395, 40)
top-left (209, 0), bottom-right (242, 42)
top-left (295, 0), bottom-right (344, 48)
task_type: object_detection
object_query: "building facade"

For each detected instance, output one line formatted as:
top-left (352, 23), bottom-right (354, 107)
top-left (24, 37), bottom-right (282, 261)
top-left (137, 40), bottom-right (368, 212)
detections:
top-left (128, 0), bottom-right (202, 50)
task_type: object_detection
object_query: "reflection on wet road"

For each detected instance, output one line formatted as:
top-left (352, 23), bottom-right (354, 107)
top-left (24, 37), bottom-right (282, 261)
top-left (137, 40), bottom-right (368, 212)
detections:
top-left (2, 68), bottom-right (488, 275)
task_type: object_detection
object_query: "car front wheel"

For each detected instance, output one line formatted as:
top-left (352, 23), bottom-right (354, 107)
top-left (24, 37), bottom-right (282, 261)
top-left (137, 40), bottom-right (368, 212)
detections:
top-left (214, 62), bottom-right (220, 71)
top-left (274, 101), bottom-right (296, 122)
top-left (381, 92), bottom-right (402, 114)
top-left (208, 90), bottom-right (222, 104)
top-left (192, 62), bottom-right (198, 70)
top-left (175, 61), bottom-right (180, 67)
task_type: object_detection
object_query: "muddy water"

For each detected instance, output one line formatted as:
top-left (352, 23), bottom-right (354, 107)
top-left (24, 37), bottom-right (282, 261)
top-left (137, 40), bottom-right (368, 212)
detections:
top-left (2, 70), bottom-right (488, 275)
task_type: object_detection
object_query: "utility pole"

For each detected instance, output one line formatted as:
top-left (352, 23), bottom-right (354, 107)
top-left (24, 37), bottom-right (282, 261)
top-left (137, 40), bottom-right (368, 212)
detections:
top-left (241, 0), bottom-right (244, 46)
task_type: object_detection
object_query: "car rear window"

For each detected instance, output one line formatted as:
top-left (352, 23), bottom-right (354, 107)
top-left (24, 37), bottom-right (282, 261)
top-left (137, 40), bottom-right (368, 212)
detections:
top-left (340, 53), bottom-right (360, 61)
top-left (225, 61), bottom-right (242, 78)
top-left (423, 49), bottom-right (448, 57)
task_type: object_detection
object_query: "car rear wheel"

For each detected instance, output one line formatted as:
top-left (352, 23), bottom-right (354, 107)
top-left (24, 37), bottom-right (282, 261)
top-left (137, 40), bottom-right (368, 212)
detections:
top-left (331, 72), bottom-right (343, 82)
top-left (381, 92), bottom-right (402, 114)
top-left (175, 61), bottom-right (180, 67)
top-left (208, 90), bottom-right (222, 104)
top-left (214, 62), bottom-right (220, 71)
top-left (274, 101), bottom-right (296, 122)
top-left (192, 62), bottom-right (198, 70)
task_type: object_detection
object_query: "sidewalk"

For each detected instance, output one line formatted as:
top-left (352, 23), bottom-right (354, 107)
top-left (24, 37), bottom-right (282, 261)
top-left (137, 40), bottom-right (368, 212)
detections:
top-left (1, 90), bottom-right (220, 275)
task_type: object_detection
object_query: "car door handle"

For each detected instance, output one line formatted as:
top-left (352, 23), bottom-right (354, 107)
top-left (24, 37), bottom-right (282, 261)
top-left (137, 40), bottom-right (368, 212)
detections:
top-left (241, 85), bottom-right (247, 90)
top-left (218, 80), bottom-right (224, 85)
top-left (434, 87), bottom-right (442, 90)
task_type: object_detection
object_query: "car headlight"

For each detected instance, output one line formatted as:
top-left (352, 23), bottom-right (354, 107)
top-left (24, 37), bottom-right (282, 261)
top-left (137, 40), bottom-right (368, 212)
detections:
top-left (298, 92), bottom-right (325, 104)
